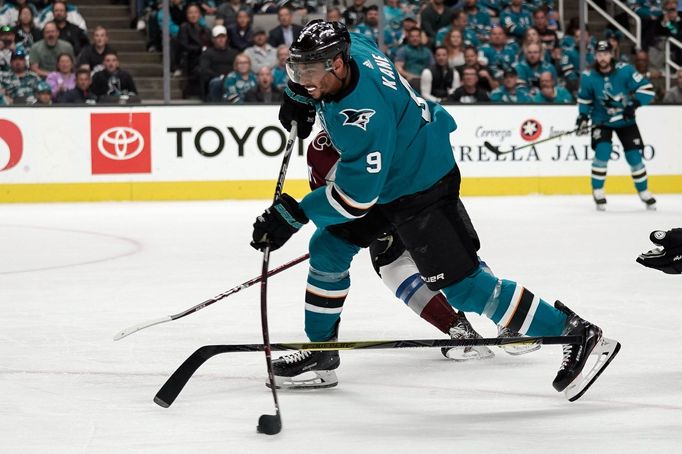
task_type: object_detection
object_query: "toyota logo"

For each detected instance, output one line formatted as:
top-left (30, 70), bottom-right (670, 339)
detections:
top-left (97, 126), bottom-right (145, 161)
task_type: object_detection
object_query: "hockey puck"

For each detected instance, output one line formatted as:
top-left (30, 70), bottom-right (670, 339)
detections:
top-left (257, 414), bottom-right (282, 435)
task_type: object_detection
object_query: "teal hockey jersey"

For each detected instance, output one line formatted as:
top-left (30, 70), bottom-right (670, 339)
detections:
top-left (577, 62), bottom-right (655, 127)
top-left (298, 33), bottom-right (458, 228)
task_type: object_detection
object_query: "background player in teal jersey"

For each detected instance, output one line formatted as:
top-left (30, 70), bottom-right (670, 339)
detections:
top-left (576, 40), bottom-right (657, 211)
top-left (251, 20), bottom-right (620, 400)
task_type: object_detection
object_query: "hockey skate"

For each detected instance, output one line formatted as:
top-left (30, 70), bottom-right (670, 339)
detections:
top-left (441, 313), bottom-right (495, 361)
top-left (267, 349), bottom-right (340, 390)
top-left (638, 190), bottom-right (657, 210)
top-left (497, 325), bottom-right (541, 355)
top-left (552, 301), bottom-right (621, 401)
top-left (592, 189), bottom-right (607, 211)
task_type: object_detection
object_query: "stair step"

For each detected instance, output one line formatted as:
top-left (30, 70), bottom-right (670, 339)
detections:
top-left (136, 89), bottom-right (184, 100)
top-left (78, 5), bottom-right (130, 18)
top-left (125, 63), bottom-right (164, 77)
top-left (107, 29), bottom-right (146, 41)
top-left (134, 76), bottom-right (184, 90)
top-left (86, 17), bottom-right (132, 30)
top-left (75, 0), bottom-right (118, 5)
top-left (117, 51), bottom-right (161, 64)
top-left (110, 40), bottom-right (147, 52)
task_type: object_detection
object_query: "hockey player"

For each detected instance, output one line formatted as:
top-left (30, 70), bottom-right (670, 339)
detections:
top-left (251, 21), bottom-right (620, 400)
top-left (575, 40), bottom-right (657, 211)
top-left (306, 130), bottom-right (495, 367)
top-left (637, 228), bottom-right (682, 274)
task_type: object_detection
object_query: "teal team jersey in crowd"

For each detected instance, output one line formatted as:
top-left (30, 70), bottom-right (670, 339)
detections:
top-left (222, 71), bottom-right (257, 103)
top-left (480, 42), bottom-right (519, 79)
top-left (533, 86), bottom-right (574, 103)
top-left (298, 33), bottom-right (457, 228)
top-left (490, 85), bottom-right (533, 102)
top-left (577, 62), bottom-right (655, 127)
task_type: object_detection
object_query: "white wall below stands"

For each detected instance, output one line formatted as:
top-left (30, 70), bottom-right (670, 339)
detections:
top-left (0, 105), bottom-right (680, 202)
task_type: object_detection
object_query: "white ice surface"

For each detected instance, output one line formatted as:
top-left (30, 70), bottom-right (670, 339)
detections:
top-left (1, 195), bottom-right (681, 453)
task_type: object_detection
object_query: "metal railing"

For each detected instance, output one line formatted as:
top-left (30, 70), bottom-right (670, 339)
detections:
top-left (665, 37), bottom-right (682, 90)
top-left (584, 0), bottom-right (641, 49)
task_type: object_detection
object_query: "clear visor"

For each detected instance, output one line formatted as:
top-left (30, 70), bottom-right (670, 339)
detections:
top-left (286, 59), bottom-right (333, 85)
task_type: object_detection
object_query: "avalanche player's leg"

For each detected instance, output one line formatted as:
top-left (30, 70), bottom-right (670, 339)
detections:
top-left (616, 125), bottom-right (656, 209)
top-left (591, 126), bottom-right (613, 211)
top-left (270, 228), bottom-right (360, 389)
top-left (385, 170), bottom-right (619, 399)
top-left (369, 235), bottom-right (494, 361)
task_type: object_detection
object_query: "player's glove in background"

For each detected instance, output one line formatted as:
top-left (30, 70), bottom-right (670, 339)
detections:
top-left (636, 228), bottom-right (682, 274)
top-left (575, 114), bottom-right (590, 136)
top-left (623, 99), bottom-right (640, 120)
top-left (279, 81), bottom-right (316, 139)
top-left (251, 193), bottom-right (309, 252)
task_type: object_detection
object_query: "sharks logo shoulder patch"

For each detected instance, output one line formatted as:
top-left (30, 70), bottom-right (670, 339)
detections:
top-left (340, 108), bottom-right (376, 130)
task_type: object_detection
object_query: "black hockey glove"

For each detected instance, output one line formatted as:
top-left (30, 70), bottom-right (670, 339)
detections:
top-left (279, 81), bottom-right (316, 140)
top-left (636, 228), bottom-right (682, 274)
top-left (575, 114), bottom-right (590, 136)
top-left (251, 193), bottom-right (309, 252)
top-left (623, 99), bottom-right (641, 120)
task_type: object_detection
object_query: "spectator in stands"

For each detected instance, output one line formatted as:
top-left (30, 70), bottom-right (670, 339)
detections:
top-left (272, 44), bottom-right (288, 90)
top-left (52, 0), bottom-right (88, 55)
top-left (604, 29), bottom-right (629, 63)
top-left (268, 6), bottom-right (302, 48)
top-left (343, 0), bottom-right (369, 29)
top-left (14, 6), bottom-right (41, 50)
top-left (500, 0), bottom-right (533, 41)
top-left (516, 42), bottom-right (557, 95)
top-left (0, 25), bottom-right (16, 72)
top-left (34, 80), bottom-right (52, 105)
top-left (523, 26), bottom-right (552, 62)
top-left (179, 3), bottom-right (211, 97)
top-left (222, 52), bottom-right (256, 103)
top-left (199, 0), bottom-right (218, 16)
top-left (448, 65), bottom-right (490, 103)
top-left (354, 5), bottom-right (379, 43)
top-left (29, 21), bottom-right (74, 77)
top-left (0, 2), bottom-right (14, 27)
top-left (551, 43), bottom-right (579, 95)
top-left (394, 27), bottom-right (434, 90)
top-left (384, 13), bottom-right (415, 58)
top-left (420, 45), bottom-right (459, 103)
top-left (46, 52), bottom-right (75, 101)
top-left (663, 68), bottom-right (682, 102)
top-left (462, 0), bottom-right (492, 43)
top-left (76, 26), bottom-right (113, 74)
top-left (490, 68), bottom-right (532, 102)
top-left (384, 0), bottom-right (404, 26)
top-left (463, 44), bottom-right (497, 92)
top-left (59, 67), bottom-right (96, 103)
top-left (216, 0), bottom-right (250, 28)
top-left (532, 6), bottom-right (557, 50)
top-left (533, 70), bottom-right (573, 103)
top-left (200, 25), bottom-right (238, 102)
top-left (0, 49), bottom-right (40, 104)
top-left (481, 25), bottom-right (519, 80)
top-left (244, 28), bottom-right (276, 73)
top-left (36, 0), bottom-right (87, 32)
top-left (151, 0), bottom-right (184, 57)
top-left (655, 0), bottom-right (682, 63)
top-left (227, 9), bottom-right (254, 52)
top-left (326, 7), bottom-right (343, 23)
top-left (443, 27), bottom-right (466, 72)
top-left (91, 51), bottom-right (138, 99)
top-left (561, 25), bottom-right (596, 66)
top-left (634, 49), bottom-right (666, 100)
top-left (421, 0), bottom-right (454, 45)
top-left (436, 10), bottom-right (480, 48)
top-left (244, 66), bottom-right (282, 103)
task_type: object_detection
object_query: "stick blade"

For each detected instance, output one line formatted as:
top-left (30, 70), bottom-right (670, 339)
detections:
top-left (483, 141), bottom-right (502, 155)
top-left (113, 316), bottom-right (172, 341)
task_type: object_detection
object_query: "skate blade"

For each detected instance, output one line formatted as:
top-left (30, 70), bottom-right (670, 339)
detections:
top-left (564, 337), bottom-right (621, 402)
top-left (595, 204), bottom-right (606, 212)
top-left (499, 342), bottom-right (541, 356)
top-left (645, 204), bottom-right (657, 211)
top-left (266, 370), bottom-right (339, 390)
top-left (443, 346), bottom-right (495, 361)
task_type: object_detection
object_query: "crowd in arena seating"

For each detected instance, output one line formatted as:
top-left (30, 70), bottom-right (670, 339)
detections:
top-left (1, 0), bottom-right (681, 105)
top-left (0, 0), bottom-right (138, 105)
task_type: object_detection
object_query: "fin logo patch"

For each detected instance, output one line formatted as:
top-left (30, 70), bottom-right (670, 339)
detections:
top-left (340, 109), bottom-right (375, 130)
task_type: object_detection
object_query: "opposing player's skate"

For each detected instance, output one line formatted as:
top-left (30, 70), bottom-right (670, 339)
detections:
top-left (592, 189), bottom-right (607, 211)
top-left (638, 190), bottom-right (657, 210)
top-left (552, 301), bottom-right (620, 401)
top-left (497, 325), bottom-right (541, 355)
top-left (441, 313), bottom-right (495, 361)
top-left (267, 349), bottom-right (340, 389)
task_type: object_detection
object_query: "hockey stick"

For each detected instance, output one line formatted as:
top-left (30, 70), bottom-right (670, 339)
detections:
top-left (483, 127), bottom-right (582, 156)
top-left (256, 121), bottom-right (298, 435)
top-left (113, 253), bottom-right (309, 341)
top-left (154, 335), bottom-right (582, 408)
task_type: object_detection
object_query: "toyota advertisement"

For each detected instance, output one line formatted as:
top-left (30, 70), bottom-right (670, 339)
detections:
top-left (0, 104), bottom-right (680, 201)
